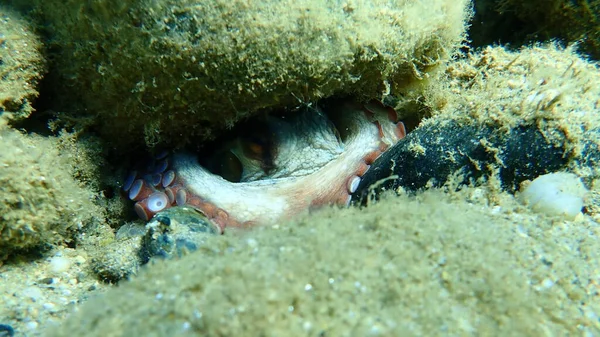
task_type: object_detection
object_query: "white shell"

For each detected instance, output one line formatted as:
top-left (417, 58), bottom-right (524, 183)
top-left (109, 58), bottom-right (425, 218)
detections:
top-left (519, 172), bottom-right (588, 220)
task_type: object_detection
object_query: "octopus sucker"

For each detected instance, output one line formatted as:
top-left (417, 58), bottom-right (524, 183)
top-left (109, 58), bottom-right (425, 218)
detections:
top-left (123, 99), bottom-right (406, 232)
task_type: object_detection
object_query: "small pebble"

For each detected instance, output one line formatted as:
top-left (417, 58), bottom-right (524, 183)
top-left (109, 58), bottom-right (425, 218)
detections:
top-left (246, 238), bottom-right (258, 248)
top-left (519, 172), bottom-right (587, 220)
top-left (50, 257), bottom-right (71, 273)
top-left (74, 255), bottom-right (86, 265)
top-left (77, 272), bottom-right (87, 282)
top-left (21, 287), bottom-right (43, 302)
top-left (27, 308), bottom-right (40, 320)
top-left (38, 277), bottom-right (54, 285)
top-left (43, 303), bottom-right (57, 312)
top-left (25, 321), bottom-right (38, 330)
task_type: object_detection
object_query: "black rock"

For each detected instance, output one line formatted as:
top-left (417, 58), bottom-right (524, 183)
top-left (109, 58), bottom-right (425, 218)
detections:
top-left (351, 121), bottom-right (597, 204)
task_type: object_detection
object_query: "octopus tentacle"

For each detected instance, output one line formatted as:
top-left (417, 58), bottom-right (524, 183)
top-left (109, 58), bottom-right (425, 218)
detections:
top-left (123, 99), bottom-right (406, 232)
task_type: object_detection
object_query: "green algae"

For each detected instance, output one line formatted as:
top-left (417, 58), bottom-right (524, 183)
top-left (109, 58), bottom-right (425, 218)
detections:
top-left (0, 6), bottom-right (45, 123)
top-left (0, 121), bottom-right (101, 261)
top-left (29, 0), bottom-right (470, 151)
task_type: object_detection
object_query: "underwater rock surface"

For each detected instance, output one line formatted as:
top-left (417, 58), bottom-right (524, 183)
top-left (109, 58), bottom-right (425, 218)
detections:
top-left (44, 190), bottom-right (600, 336)
top-left (91, 207), bottom-right (220, 282)
top-left (0, 122), bottom-right (100, 262)
top-left (352, 122), bottom-right (575, 203)
top-left (0, 6), bottom-right (45, 123)
top-left (470, 0), bottom-right (600, 60)
top-left (30, 0), bottom-right (470, 150)
top-left (2, 1), bottom-right (600, 335)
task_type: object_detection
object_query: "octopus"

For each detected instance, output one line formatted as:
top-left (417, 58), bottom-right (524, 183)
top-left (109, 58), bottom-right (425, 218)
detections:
top-left (122, 99), bottom-right (406, 233)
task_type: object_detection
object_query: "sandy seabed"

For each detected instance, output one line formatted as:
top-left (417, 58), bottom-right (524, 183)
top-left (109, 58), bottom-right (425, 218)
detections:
top-left (3, 186), bottom-right (598, 336)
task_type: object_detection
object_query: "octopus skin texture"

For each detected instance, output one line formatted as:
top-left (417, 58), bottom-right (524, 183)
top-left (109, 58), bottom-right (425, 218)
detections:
top-left (123, 100), bottom-right (406, 233)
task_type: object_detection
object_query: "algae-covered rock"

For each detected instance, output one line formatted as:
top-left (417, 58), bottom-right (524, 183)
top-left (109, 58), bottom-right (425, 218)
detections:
top-left (0, 121), bottom-right (100, 261)
top-left (43, 190), bottom-right (600, 336)
top-left (390, 44), bottom-right (600, 220)
top-left (396, 45), bottom-right (600, 177)
top-left (32, 0), bottom-right (470, 150)
top-left (371, 45), bottom-right (600, 207)
top-left (0, 6), bottom-right (45, 123)
top-left (90, 235), bottom-right (142, 283)
top-left (471, 0), bottom-right (600, 60)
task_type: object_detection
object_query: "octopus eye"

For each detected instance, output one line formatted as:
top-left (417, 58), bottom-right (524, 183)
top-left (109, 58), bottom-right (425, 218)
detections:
top-left (242, 139), bottom-right (266, 160)
top-left (240, 135), bottom-right (276, 175)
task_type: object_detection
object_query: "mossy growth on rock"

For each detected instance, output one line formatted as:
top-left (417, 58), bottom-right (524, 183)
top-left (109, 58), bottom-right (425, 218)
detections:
top-left (31, 0), bottom-right (470, 151)
top-left (470, 0), bottom-right (600, 60)
top-left (0, 121), bottom-right (101, 261)
top-left (0, 6), bottom-right (45, 123)
top-left (396, 44), bottom-right (600, 177)
top-left (44, 189), bottom-right (600, 335)
top-left (393, 44), bottom-right (600, 218)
